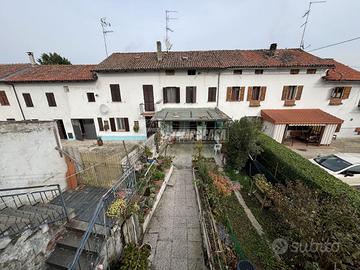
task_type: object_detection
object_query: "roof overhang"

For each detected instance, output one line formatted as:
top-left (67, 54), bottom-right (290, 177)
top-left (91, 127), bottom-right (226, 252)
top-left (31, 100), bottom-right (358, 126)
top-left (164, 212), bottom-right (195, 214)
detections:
top-left (152, 108), bottom-right (231, 121)
top-left (261, 109), bottom-right (343, 125)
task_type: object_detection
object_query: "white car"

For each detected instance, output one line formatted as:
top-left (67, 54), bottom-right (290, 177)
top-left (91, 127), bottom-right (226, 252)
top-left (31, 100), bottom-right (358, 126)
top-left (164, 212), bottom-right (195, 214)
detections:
top-left (310, 153), bottom-right (360, 188)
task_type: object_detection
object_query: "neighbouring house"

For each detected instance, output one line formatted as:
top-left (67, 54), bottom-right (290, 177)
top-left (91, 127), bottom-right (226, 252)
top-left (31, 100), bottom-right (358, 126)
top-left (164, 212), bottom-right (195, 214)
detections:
top-left (1, 42), bottom-right (360, 145)
top-left (0, 121), bottom-right (67, 190)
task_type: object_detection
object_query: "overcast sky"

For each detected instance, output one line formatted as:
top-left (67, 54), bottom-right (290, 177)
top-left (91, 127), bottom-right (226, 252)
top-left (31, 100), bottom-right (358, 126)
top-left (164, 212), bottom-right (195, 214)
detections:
top-left (1, 0), bottom-right (359, 69)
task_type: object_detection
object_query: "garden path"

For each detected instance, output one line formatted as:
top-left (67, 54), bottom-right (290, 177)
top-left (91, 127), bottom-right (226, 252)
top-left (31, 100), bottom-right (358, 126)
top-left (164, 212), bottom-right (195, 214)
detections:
top-left (143, 144), bottom-right (207, 270)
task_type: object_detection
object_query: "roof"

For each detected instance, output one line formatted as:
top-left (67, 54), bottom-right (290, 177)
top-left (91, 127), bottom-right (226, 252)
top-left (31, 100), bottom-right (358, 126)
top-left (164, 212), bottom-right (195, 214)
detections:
top-left (5, 65), bottom-right (97, 83)
top-left (333, 153), bottom-right (360, 165)
top-left (0, 64), bottom-right (31, 80)
top-left (152, 108), bottom-right (231, 121)
top-left (261, 109), bottom-right (343, 125)
top-left (95, 48), bottom-right (333, 72)
top-left (323, 59), bottom-right (360, 81)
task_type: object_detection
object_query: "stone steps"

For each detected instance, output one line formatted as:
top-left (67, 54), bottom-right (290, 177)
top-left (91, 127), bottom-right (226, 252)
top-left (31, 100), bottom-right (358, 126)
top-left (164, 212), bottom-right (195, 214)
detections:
top-left (46, 246), bottom-right (93, 270)
top-left (57, 229), bottom-right (104, 254)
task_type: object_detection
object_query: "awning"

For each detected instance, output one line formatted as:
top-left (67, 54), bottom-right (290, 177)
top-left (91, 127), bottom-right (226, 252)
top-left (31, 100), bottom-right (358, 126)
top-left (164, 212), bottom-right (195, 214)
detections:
top-left (152, 108), bottom-right (231, 121)
top-left (261, 109), bottom-right (343, 125)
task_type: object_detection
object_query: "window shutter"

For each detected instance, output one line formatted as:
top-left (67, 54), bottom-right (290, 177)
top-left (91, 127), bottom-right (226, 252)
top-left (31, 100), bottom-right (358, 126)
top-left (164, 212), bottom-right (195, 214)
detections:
top-left (260, 86), bottom-right (267, 101)
top-left (110, 84), bottom-right (121, 102)
top-left (0, 91), bottom-right (9, 105)
top-left (186, 87), bottom-right (191, 103)
top-left (247, 87), bottom-right (253, 101)
top-left (226, 87), bottom-right (232, 101)
top-left (109, 118), bottom-right (116, 131)
top-left (124, 118), bottom-right (130, 132)
top-left (281, 86), bottom-right (289, 100)
top-left (342, 87), bottom-right (352, 99)
top-left (163, 87), bottom-right (168, 103)
top-left (295, 86), bottom-right (303, 100)
top-left (97, 118), bottom-right (104, 131)
top-left (239, 87), bottom-right (245, 101)
top-left (176, 87), bottom-right (180, 103)
top-left (193, 87), bottom-right (196, 103)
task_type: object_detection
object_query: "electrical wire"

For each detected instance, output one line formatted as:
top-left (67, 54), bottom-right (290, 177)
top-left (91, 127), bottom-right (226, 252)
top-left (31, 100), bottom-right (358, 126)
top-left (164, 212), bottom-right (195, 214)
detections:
top-left (308, 36), bottom-right (360, 52)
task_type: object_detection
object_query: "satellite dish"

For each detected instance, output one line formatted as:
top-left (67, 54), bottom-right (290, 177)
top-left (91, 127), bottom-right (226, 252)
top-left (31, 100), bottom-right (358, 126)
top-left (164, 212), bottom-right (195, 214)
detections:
top-left (99, 104), bottom-right (109, 115)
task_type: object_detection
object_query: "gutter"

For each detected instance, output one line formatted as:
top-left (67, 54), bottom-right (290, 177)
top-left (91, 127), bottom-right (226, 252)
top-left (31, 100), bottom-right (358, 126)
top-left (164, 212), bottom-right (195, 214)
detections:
top-left (11, 84), bottom-right (25, 120)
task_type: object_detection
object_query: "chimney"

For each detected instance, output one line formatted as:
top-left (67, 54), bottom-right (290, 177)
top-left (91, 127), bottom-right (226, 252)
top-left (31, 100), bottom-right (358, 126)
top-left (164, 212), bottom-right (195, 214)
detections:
top-left (156, 41), bottom-right (162, 62)
top-left (27, 52), bottom-right (36, 66)
top-left (269, 43), bottom-right (277, 52)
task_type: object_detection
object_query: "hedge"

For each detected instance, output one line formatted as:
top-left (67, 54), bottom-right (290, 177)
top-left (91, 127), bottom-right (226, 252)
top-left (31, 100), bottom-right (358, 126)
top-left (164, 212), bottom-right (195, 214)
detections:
top-left (257, 133), bottom-right (360, 208)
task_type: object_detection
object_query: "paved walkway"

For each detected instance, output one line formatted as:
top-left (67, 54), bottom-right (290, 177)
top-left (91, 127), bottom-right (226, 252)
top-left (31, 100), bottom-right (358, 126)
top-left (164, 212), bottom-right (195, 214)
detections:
top-left (143, 145), bottom-right (206, 270)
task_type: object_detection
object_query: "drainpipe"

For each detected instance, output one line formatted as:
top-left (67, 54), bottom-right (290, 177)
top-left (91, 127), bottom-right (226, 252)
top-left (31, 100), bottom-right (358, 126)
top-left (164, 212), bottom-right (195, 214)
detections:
top-left (216, 70), bottom-right (221, 107)
top-left (11, 83), bottom-right (26, 120)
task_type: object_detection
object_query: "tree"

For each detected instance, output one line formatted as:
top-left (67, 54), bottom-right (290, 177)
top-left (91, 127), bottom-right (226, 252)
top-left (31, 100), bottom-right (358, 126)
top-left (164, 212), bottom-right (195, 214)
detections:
top-left (37, 52), bottom-right (71, 65)
top-left (223, 117), bottom-right (262, 170)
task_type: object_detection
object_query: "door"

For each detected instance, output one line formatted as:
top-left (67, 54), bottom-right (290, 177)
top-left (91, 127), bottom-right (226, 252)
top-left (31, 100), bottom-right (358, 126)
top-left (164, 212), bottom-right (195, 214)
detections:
top-left (55, 119), bottom-right (67, 139)
top-left (145, 116), bottom-right (157, 137)
top-left (143, 85), bottom-right (155, 112)
top-left (81, 119), bottom-right (97, 139)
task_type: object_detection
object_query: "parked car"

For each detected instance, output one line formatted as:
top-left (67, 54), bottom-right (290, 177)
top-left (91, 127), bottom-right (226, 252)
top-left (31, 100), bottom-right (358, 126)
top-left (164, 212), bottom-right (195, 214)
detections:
top-left (310, 153), bottom-right (360, 188)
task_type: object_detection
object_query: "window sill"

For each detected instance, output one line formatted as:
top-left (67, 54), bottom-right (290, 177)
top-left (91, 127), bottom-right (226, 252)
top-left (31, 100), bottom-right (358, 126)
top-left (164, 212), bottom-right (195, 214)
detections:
top-left (329, 98), bottom-right (343, 106)
top-left (284, 100), bottom-right (296, 106)
top-left (249, 100), bottom-right (261, 107)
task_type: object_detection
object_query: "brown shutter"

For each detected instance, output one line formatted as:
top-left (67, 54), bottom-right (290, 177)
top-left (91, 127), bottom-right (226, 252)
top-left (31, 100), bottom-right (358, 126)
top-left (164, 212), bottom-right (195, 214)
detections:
top-left (239, 87), bottom-right (245, 101)
top-left (226, 87), bottom-right (232, 101)
top-left (186, 87), bottom-right (191, 103)
top-left (97, 117), bottom-right (104, 131)
top-left (110, 84), bottom-right (121, 102)
top-left (281, 86), bottom-right (289, 100)
top-left (0, 91), bottom-right (9, 105)
top-left (176, 87), bottom-right (180, 103)
top-left (342, 87), bottom-right (352, 99)
top-left (208, 87), bottom-right (216, 102)
top-left (247, 87), bottom-right (253, 101)
top-left (193, 87), bottom-right (196, 103)
top-left (295, 86), bottom-right (303, 100)
top-left (163, 87), bottom-right (168, 103)
top-left (124, 118), bottom-right (130, 132)
top-left (260, 86), bottom-right (267, 101)
top-left (109, 118), bottom-right (116, 131)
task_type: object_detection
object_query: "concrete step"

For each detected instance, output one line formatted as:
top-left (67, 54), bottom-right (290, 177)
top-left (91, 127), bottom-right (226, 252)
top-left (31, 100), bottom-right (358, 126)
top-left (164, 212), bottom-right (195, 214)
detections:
top-left (66, 219), bottom-right (108, 236)
top-left (57, 229), bottom-right (104, 254)
top-left (20, 205), bottom-right (63, 220)
top-left (43, 203), bottom-right (77, 218)
top-left (46, 246), bottom-right (93, 270)
top-left (0, 208), bottom-right (45, 223)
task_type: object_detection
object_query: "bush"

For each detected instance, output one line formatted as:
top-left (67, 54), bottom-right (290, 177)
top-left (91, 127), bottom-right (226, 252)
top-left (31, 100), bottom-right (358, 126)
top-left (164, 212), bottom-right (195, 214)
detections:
top-left (224, 117), bottom-right (263, 170)
top-left (120, 243), bottom-right (151, 270)
top-left (258, 133), bottom-right (360, 208)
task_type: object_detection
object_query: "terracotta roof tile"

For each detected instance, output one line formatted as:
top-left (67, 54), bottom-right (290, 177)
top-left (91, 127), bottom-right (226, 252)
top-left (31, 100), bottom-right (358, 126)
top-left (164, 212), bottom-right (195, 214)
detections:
top-left (95, 48), bottom-right (333, 71)
top-left (0, 64), bottom-right (31, 80)
top-left (5, 65), bottom-right (97, 82)
top-left (323, 59), bottom-right (360, 81)
top-left (261, 109), bottom-right (343, 125)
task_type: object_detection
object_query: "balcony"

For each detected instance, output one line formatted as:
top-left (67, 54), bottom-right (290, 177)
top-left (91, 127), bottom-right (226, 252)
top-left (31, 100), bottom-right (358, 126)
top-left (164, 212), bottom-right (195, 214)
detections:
top-left (139, 102), bottom-right (156, 116)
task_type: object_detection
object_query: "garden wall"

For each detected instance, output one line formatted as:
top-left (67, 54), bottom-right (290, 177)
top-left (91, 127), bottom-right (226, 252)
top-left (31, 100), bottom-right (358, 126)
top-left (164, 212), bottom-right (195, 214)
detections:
top-left (258, 133), bottom-right (360, 208)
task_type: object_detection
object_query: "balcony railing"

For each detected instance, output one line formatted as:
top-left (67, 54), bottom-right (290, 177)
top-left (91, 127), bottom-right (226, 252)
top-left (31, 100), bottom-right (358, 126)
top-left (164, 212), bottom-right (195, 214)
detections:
top-left (139, 102), bottom-right (155, 115)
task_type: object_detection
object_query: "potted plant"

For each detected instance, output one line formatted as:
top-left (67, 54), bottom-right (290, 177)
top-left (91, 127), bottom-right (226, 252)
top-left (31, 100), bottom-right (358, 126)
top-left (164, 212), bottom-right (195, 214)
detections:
top-left (133, 121), bottom-right (140, 133)
top-left (97, 136), bottom-right (103, 146)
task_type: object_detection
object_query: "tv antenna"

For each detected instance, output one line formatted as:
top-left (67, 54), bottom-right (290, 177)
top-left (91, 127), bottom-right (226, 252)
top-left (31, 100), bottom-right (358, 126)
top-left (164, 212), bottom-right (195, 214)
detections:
top-left (100, 17), bottom-right (114, 57)
top-left (165, 10), bottom-right (178, 51)
top-left (300, 1), bottom-right (326, 50)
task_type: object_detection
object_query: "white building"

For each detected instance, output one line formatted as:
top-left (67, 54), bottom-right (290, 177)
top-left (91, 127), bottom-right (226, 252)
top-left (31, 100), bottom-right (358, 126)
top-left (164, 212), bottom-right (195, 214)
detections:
top-left (0, 43), bottom-right (359, 145)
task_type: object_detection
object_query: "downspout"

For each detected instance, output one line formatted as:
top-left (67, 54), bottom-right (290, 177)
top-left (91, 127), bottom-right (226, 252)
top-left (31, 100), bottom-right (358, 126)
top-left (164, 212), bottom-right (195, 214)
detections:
top-left (216, 70), bottom-right (221, 107)
top-left (11, 83), bottom-right (25, 120)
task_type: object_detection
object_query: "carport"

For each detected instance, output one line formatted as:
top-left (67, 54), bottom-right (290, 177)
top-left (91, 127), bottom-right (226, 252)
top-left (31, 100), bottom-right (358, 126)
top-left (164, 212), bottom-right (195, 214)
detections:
top-left (261, 109), bottom-right (343, 146)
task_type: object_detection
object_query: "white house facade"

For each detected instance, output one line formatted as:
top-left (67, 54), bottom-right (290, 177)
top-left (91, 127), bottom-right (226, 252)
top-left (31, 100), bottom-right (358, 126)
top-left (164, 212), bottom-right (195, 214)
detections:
top-left (0, 43), bottom-right (359, 145)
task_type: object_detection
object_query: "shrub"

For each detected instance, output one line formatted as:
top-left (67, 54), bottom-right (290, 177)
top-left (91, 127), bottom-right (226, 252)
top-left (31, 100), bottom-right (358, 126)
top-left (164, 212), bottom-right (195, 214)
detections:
top-left (120, 243), bottom-right (151, 270)
top-left (223, 117), bottom-right (263, 170)
top-left (258, 133), bottom-right (360, 208)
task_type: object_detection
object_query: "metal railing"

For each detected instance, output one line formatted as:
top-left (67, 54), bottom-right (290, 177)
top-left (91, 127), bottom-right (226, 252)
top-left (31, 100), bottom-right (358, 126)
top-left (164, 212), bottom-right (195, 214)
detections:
top-left (68, 167), bottom-right (138, 270)
top-left (0, 184), bottom-right (68, 238)
top-left (139, 102), bottom-right (155, 114)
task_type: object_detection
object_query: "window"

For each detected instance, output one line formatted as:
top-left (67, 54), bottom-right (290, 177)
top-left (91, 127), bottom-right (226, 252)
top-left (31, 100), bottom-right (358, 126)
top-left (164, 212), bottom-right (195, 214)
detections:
top-left (187, 69), bottom-right (196, 75)
top-left (87, 93), bottom-right (95, 102)
top-left (110, 84), bottom-right (121, 102)
top-left (97, 117), bottom-right (104, 131)
top-left (22, 93), bottom-right (33, 107)
top-left (307, 69), bottom-right (317, 74)
top-left (186, 86), bottom-right (197, 103)
top-left (208, 87), bottom-right (217, 102)
top-left (0, 91), bottom-right (9, 105)
top-left (172, 121), bottom-right (180, 130)
top-left (165, 69), bottom-right (175, 75)
top-left (281, 86), bottom-right (303, 104)
top-left (314, 154), bottom-right (351, 172)
top-left (251, 87), bottom-right (261, 100)
top-left (344, 165), bottom-right (360, 175)
top-left (255, 69), bottom-right (263, 74)
top-left (163, 87), bottom-right (180, 103)
top-left (233, 69), bottom-right (242, 74)
top-left (290, 69), bottom-right (300, 74)
top-left (46, 92), bottom-right (56, 107)
top-left (331, 87), bottom-right (344, 98)
top-left (109, 117), bottom-right (129, 132)
top-left (287, 86), bottom-right (297, 100)
top-left (6, 118), bottom-right (15, 121)
top-left (226, 87), bottom-right (245, 102)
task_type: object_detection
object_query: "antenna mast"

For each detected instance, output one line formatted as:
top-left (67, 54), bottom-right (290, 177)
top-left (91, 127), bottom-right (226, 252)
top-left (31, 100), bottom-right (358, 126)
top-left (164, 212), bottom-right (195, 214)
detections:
top-left (100, 17), bottom-right (114, 57)
top-left (165, 10), bottom-right (178, 51)
top-left (300, 1), bottom-right (326, 50)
